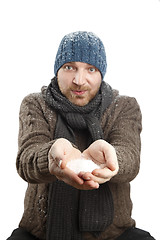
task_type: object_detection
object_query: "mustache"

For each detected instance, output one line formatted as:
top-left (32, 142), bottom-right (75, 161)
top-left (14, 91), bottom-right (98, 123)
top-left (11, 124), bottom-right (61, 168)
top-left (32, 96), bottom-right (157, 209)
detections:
top-left (71, 87), bottom-right (89, 91)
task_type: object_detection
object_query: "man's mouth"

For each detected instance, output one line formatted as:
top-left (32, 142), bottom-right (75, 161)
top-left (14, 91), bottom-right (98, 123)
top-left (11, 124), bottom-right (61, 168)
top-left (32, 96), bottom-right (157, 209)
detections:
top-left (71, 90), bottom-right (87, 96)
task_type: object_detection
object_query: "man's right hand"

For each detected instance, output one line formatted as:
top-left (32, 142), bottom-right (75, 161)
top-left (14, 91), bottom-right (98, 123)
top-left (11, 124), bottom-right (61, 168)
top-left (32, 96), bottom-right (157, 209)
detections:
top-left (48, 138), bottom-right (99, 190)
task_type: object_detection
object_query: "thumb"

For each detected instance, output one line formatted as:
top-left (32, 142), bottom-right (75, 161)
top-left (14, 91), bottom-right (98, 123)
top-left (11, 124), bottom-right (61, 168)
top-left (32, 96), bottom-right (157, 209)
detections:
top-left (104, 147), bottom-right (118, 171)
top-left (60, 158), bottom-right (68, 169)
top-left (106, 158), bottom-right (117, 171)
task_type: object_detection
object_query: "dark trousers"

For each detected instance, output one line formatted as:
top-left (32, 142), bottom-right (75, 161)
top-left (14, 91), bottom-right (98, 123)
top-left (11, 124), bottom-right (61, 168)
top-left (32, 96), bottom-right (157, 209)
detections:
top-left (7, 227), bottom-right (155, 240)
top-left (116, 227), bottom-right (155, 240)
top-left (6, 228), bottom-right (38, 240)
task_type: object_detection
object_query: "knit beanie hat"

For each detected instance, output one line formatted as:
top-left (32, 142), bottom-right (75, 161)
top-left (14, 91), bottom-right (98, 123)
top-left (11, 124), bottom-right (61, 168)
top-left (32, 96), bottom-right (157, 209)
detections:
top-left (54, 31), bottom-right (107, 79)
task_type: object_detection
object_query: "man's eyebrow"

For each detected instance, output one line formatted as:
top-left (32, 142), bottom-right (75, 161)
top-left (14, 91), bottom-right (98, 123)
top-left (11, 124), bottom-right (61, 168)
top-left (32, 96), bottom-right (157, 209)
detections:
top-left (63, 62), bottom-right (75, 65)
top-left (64, 62), bottom-right (95, 67)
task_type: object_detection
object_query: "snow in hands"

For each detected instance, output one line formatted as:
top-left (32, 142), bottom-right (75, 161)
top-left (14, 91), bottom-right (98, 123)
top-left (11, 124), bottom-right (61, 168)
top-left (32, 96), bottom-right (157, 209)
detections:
top-left (59, 158), bottom-right (100, 174)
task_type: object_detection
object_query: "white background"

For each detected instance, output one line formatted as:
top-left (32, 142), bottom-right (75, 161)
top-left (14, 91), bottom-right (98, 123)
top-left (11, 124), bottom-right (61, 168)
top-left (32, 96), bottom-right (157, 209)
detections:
top-left (0, 0), bottom-right (160, 239)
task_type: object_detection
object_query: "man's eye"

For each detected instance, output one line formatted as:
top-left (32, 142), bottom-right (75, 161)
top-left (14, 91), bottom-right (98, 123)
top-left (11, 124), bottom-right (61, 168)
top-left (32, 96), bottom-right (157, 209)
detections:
top-left (64, 65), bottom-right (73, 70)
top-left (89, 67), bottom-right (96, 72)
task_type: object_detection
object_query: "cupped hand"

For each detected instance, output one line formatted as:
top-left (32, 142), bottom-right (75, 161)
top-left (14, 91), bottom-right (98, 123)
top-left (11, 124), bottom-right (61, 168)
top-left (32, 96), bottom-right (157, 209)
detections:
top-left (48, 138), bottom-right (99, 190)
top-left (80, 139), bottom-right (119, 184)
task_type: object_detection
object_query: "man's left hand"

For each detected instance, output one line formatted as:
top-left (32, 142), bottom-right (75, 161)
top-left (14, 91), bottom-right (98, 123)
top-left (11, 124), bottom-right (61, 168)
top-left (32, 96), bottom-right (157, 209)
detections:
top-left (79, 140), bottom-right (119, 184)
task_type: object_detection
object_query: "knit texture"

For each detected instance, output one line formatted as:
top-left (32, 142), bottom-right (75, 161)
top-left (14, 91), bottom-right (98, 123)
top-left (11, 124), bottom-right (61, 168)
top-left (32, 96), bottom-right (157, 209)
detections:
top-left (79, 186), bottom-right (114, 233)
top-left (16, 89), bottom-right (142, 240)
top-left (46, 181), bottom-right (81, 240)
top-left (54, 31), bottom-right (107, 79)
top-left (46, 77), bottom-right (113, 145)
top-left (45, 77), bottom-right (114, 239)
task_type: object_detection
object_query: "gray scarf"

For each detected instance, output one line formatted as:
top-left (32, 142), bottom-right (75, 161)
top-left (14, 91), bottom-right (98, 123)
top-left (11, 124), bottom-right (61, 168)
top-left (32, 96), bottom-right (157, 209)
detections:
top-left (45, 77), bottom-right (114, 240)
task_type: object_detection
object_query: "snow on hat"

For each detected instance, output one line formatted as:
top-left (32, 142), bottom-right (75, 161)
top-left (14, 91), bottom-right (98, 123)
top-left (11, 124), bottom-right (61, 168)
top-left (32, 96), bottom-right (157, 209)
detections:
top-left (54, 31), bottom-right (107, 79)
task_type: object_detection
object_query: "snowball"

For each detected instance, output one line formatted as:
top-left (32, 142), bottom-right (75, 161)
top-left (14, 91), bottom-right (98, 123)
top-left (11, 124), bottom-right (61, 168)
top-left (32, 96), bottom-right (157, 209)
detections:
top-left (60, 158), bottom-right (100, 174)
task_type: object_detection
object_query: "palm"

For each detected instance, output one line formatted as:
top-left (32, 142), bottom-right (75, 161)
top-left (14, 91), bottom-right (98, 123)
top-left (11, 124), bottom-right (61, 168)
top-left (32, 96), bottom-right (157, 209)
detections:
top-left (82, 139), bottom-right (118, 171)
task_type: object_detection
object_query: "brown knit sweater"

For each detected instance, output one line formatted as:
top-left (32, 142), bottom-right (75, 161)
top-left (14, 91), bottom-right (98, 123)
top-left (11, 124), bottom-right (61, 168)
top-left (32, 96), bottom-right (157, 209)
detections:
top-left (16, 88), bottom-right (142, 240)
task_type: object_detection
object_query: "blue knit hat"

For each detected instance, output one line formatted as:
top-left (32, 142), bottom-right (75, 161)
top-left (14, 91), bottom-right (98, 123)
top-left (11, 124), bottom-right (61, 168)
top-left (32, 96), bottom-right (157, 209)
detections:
top-left (54, 31), bottom-right (107, 79)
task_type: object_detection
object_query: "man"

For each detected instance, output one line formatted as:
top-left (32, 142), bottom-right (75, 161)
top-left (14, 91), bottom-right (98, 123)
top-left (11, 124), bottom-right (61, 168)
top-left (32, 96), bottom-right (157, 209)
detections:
top-left (7, 31), bottom-right (155, 240)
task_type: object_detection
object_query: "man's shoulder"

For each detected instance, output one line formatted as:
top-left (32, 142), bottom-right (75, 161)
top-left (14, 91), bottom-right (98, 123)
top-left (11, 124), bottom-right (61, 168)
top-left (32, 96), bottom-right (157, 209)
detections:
top-left (102, 88), bottom-right (142, 128)
top-left (20, 92), bottom-right (44, 109)
top-left (104, 88), bottom-right (142, 119)
top-left (112, 89), bottom-right (140, 107)
top-left (20, 86), bottom-right (48, 106)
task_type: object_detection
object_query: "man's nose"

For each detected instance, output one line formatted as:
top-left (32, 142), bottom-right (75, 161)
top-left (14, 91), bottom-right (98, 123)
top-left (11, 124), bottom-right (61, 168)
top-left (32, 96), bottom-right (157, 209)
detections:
top-left (73, 70), bottom-right (86, 86)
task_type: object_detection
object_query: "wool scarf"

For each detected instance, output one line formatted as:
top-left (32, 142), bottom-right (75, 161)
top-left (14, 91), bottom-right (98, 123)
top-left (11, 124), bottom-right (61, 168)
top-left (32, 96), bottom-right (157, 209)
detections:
top-left (45, 77), bottom-right (114, 240)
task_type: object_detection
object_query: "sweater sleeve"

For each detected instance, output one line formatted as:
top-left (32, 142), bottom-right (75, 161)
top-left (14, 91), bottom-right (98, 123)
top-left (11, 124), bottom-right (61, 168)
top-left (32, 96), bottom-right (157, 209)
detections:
top-left (16, 93), bottom-right (57, 184)
top-left (106, 96), bottom-right (142, 183)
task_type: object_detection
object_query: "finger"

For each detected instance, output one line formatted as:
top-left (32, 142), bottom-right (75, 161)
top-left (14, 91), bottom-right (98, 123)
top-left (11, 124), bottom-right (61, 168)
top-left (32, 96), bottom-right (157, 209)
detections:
top-left (104, 147), bottom-right (118, 171)
top-left (63, 167), bottom-right (84, 185)
top-left (92, 168), bottom-right (113, 179)
top-left (60, 159), bottom-right (67, 169)
top-left (83, 180), bottom-right (99, 189)
top-left (78, 172), bottom-right (100, 189)
top-left (84, 168), bottom-right (114, 184)
top-left (60, 155), bottom-right (73, 169)
top-left (107, 159), bottom-right (117, 171)
top-left (79, 172), bottom-right (106, 185)
top-left (78, 172), bottom-right (92, 181)
top-left (82, 173), bottom-right (102, 183)
top-left (78, 171), bottom-right (85, 179)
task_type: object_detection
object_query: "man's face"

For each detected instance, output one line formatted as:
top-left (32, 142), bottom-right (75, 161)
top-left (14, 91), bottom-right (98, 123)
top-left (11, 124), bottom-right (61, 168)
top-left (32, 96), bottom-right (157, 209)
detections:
top-left (57, 62), bottom-right (102, 106)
